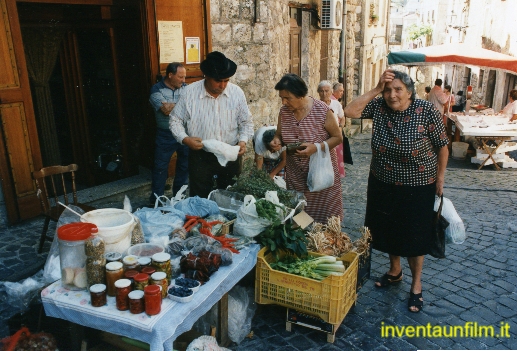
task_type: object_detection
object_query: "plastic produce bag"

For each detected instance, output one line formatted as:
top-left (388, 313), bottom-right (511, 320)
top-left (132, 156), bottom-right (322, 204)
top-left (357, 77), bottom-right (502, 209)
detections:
top-left (228, 286), bottom-right (256, 344)
top-left (153, 185), bottom-right (188, 208)
top-left (202, 139), bottom-right (240, 166)
top-left (0, 271), bottom-right (46, 318)
top-left (307, 141), bottom-right (334, 192)
top-left (186, 336), bottom-right (231, 351)
top-left (233, 195), bottom-right (272, 238)
top-left (174, 196), bottom-right (220, 217)
top-left (273, 175), bottom-right (286, 189)
top-left (133, 206), bottom-right (185, 245)
top-left (434, 196), bottom-right (466, 244)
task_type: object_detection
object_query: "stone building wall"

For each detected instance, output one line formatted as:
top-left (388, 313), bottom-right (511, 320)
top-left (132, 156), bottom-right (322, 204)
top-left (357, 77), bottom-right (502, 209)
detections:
top-left (210, 0), bottom-right (343, 128)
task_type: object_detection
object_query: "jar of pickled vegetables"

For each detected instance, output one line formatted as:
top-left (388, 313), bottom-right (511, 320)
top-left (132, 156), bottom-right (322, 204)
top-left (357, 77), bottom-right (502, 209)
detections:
top-left (137, 257), bottom-right (151, 268)
top-left (152, 252), bottom-right (171, 282)
top-left (151, 272), bottom-right (168, 299)
top-left (133, 273), bottom-right (149, 291)
top-left (123, 255), bottom-right (140, 271)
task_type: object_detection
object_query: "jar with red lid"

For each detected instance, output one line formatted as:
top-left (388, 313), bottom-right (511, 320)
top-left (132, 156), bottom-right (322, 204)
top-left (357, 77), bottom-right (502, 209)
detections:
top-left (114, 279), bottom-right (131, 311)
top-left (58, 222), bottom-right (98, 291)
top-left (151, 272), bottom-right (168, 299)
top-left (124, 269), bottom-right (139, 288)
top-left (89, 284), bottom-right (107, 307)
top-left (141, 266), bottom-right (156, 276)
top-left (144, 285), bottom-right (161, 315)
top-left (133, 273), bottom-right (149, 291)
top-left (128, 290), bottom-right (145, 314)
top-left (105, 261), bottom-right (124, 296)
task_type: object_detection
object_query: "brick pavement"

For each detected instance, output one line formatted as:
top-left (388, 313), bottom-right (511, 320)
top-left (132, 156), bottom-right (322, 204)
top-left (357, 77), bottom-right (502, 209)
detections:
top-left (1, 133), bottom-right (516, 350)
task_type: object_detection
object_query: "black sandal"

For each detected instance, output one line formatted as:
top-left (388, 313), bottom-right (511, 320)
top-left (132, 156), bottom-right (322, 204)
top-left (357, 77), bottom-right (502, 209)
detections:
top-left (408, 291), bottom-right (423, 313)
top-left (375, 271), bottom-right (403, 288)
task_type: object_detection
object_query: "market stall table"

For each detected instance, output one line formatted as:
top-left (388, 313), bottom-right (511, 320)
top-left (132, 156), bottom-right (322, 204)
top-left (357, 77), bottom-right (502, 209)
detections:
top-left (449, 114), bottom-right (517, 170)
top-left (41, 244), bottom-right (260, 351)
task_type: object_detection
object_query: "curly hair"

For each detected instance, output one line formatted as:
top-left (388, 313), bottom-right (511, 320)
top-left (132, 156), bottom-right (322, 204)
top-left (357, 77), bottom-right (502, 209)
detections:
top-left (262, 129), bottom-right (277, 151)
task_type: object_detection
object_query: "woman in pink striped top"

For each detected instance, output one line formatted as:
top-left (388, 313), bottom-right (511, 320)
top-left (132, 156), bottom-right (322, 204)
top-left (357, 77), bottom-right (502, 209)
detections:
top-left (272, 74), bottom-right (343, 223)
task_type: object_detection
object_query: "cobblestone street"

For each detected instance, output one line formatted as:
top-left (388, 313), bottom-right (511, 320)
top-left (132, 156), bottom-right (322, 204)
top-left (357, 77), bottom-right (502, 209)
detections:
top-left (0, 133), bottom-right (516, 350)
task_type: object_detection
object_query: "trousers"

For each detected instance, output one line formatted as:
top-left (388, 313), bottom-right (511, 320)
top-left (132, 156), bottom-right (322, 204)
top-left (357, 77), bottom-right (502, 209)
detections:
top-left (150, 128), bottom-right (189, 203)
top-left (188, 149), bottom-right (240, 198)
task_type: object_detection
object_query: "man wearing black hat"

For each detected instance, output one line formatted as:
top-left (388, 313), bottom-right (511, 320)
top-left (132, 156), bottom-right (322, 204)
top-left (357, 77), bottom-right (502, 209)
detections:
top-left (170, 51), bottom-right (253, 198)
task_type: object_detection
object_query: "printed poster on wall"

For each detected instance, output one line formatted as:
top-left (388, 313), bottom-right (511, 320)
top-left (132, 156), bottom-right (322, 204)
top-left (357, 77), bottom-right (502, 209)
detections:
top-left (158, 21), bottom-right (184, 63)
top-left (185, 37), bottom-right (200, 64)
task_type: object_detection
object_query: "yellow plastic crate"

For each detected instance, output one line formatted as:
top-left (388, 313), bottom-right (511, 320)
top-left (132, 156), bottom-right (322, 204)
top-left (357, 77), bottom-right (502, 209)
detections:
top-left (255, 247), bottom-right (358, 325)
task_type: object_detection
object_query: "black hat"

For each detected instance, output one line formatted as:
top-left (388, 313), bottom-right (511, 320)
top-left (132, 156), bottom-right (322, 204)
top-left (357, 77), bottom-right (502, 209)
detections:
top-left (200, 51), bottom-right (237, 79)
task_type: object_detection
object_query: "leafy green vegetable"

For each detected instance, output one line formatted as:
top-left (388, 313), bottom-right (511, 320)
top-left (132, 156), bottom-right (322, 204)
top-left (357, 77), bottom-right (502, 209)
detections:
top-left (229, 160), bottom-right (298, 207)
top-left (256, 220), bottom-right (307, 258)
top-left (270, 255), bottom-right (345, 281)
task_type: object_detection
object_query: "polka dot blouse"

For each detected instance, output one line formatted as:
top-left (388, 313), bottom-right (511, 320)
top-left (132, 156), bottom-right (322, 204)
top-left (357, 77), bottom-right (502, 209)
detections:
top-left (362, 97), bottom-right (449, 186)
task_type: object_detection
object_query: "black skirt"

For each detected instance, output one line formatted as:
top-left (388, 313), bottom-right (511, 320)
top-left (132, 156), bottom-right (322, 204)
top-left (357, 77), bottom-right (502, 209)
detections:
top-left (364, 172), bottom-right (436, 257)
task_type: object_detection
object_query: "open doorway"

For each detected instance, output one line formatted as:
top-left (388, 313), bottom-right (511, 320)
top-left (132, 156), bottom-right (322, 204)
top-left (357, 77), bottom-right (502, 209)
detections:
top-left (17, 1), bottom-right (149, 189)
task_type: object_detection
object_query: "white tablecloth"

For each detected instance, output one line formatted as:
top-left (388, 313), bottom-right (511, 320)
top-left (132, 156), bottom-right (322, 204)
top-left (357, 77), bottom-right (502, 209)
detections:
top-left (42, 244), bottom-right (260, 351)
top-left (452, 114), bottom-right (517, 137)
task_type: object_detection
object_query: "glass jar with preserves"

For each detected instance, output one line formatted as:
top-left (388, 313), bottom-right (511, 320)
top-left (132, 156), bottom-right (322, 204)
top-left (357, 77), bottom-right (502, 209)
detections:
top-left (152, 252), bottom-right (171, 282)
top-left (115, 279), bottom-right (131, 311)
top-left (123, 255), bottom-right (140, 271)
top-left (141, 266), bottom-right (156, 276)
top-left (85, 232), bottom-right (106, 289)
top-left (151, 272), bottom-right (168, 299)
top-left (133, 273), bottom-right (149, 291)
top-left (128, 290), bottom-right (145, 314)
top-left (89, 284), bottom-right (107, 307)
top-left (58, 222), bottom-right (97, 291)
top-left (105, 252), bottom-right (122, 263)
top-left (124, 269), bottom-right (139, 288)
top-left (105, 261), bottom-right (124, 296)
top-left (137, 257), bottom-right (151, 269)
top-left (144, 285), bottom-right (161, 315)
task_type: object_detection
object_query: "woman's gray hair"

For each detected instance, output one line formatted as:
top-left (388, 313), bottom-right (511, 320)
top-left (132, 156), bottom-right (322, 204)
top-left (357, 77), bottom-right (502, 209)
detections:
top-left (317, 80), bottom-right (333, 91)
top-left (392, 70), bottom-right (416, 100)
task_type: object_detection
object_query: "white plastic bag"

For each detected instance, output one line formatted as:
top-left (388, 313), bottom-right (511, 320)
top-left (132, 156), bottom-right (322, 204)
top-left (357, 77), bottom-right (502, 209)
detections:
top-left (307, 141), bottom-right (334, 192)
top-left (434, 196), bottom-right (466, 244)
top-left (153, 185), bottom-right (188, 208)
top-left (273, 176), bottom-right (286, 189)
top-left (202, 139), bottom-right (240, 166)
top-left (233, 195), bottom-right (272, 237)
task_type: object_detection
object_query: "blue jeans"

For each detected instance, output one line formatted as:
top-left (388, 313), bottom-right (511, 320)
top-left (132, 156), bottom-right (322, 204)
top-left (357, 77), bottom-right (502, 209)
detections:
top-left (150, 128), bottom-right (189, 203)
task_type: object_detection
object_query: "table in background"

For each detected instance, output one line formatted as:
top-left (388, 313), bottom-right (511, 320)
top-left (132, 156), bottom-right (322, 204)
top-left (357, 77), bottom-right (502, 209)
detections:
top-left (42, 244), bottom-right (260, 351)
top-left (449, 114), bottom-right (517, 170)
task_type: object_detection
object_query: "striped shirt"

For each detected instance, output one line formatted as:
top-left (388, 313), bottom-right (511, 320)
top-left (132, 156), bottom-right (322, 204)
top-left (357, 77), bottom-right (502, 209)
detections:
top-left (169, 80), bottom-right (253, 145)
top-left (149, 79), bottom-right (187, 130)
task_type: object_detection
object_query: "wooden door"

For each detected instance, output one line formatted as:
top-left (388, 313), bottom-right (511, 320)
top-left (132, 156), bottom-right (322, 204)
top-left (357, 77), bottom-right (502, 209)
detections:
top-left (0, 0), bottom-right (42, 223)
top-left (289, 18), bottom-right (301, 76)
top-left (146, 0), bottom-right (211, 84)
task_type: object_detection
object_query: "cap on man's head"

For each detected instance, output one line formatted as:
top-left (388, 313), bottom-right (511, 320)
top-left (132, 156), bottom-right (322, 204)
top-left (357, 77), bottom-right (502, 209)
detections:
top-left (200, 51), bottom-right (237, 79)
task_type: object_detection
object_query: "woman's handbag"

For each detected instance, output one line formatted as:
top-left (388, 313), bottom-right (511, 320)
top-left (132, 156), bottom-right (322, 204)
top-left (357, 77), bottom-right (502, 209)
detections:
top-left (307, 141), bottom-right (334, 192)
top-left (429, 195), bottom-right (449, 259)
top-left (342, 130), bottom-right (353, 165)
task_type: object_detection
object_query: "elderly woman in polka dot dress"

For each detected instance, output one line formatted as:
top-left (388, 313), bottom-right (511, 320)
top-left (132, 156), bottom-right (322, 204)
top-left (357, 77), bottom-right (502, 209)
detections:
top-left (344, 69), bottom-right (449, 313)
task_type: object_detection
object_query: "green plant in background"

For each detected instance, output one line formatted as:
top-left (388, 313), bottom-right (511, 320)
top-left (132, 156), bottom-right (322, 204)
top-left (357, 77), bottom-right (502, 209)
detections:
top-left (406, 24), bottom-right (433, 41)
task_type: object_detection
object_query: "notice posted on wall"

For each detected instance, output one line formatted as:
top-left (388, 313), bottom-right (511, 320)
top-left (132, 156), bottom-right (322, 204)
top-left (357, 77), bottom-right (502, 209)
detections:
top-left (158, 21), bottom-right (184, 63)
top-left (185, 37), bottom-right (200, 64)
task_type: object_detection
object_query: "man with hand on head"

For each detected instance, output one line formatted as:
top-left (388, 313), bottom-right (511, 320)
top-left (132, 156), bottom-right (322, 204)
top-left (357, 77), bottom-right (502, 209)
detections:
top-left (170, 51), bottom-right (253, 198)
top-left (149, 62), bottom-right (189, 205)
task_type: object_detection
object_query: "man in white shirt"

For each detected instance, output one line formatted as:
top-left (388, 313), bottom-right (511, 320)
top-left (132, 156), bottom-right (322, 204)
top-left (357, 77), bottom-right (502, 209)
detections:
top-left (427, 79), bottom-right (448, 116)
top-left (170, 51), bottom-right (253, 197)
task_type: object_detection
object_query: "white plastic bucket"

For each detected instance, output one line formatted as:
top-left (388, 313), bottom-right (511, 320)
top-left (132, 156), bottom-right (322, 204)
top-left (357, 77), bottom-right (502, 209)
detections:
top-left (452, 142), bottom-right (469, 160)
top-left (81, 209), bottom-right (135, 253)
